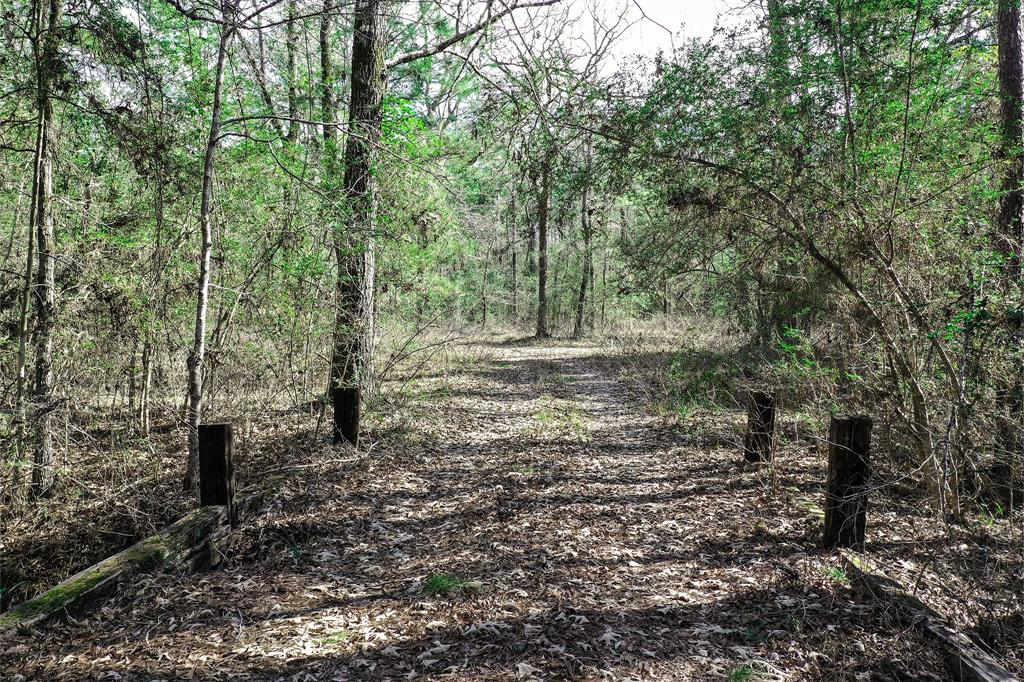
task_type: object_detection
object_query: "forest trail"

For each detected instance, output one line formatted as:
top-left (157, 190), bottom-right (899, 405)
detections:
top-left (4, 339), bottom-right (935, 680)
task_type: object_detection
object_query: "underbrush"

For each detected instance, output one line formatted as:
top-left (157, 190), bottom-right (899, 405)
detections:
top-left (605, 316), bottom-right (1024, 669)
top-left (0, 406), bottom-right (321, 611)
top-left (607, 318), bottom-right (845, 436)
top-left (0, 325), bottom-right (468, 613)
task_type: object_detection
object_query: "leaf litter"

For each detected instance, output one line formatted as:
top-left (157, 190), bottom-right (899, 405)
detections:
top-left (1, 336), bottom-right (1008, 680)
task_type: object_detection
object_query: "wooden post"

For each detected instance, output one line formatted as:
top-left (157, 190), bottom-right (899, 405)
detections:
top-left (823, 415), bottom-right (872, 549)
top-left (743, 391), bottom-right (776, 463)
top-left (333, 386), bottom-right (360, 447)
top-left (988, 460), bottom-right (1022, 514)
top-left (199, 423), bottom-right (236, 526)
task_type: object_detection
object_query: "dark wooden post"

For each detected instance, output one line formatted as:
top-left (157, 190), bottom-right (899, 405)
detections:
top-left (333, 386), bottom-right (360, 447)
top-left (743, 391), bottom-right (777, 463)
top-left (823, 415), bottom-right (872, 549)
top-left (988, 460), bottom-right (1021, 513)
top-left (198, 423), bottom-right (236, 526)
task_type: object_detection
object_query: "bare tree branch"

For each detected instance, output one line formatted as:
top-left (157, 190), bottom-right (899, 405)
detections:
top-left (387, 0), bottom-right (563, 70)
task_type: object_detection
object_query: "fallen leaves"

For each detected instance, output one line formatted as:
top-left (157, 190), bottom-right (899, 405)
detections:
top-left (0, 337), bottom-right (1007, 680)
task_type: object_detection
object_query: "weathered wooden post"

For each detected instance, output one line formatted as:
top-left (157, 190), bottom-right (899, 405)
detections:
top-left (990, 461), bottom-right (1012, 512)
top-left (333, 386), bottom-right (360, 447)
top-left (988, 460), bottom-right (1022, 514)
top-left (823, 415), bottom-right (872, 549)
top-left (743, 391), bottom-right (776, 463)
top-left (199, 423), bottom-right (236, 526)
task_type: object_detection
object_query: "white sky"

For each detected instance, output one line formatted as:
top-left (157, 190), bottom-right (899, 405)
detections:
top-left (624, 0), bottom-right (735, 46)
top-left (567, 0), bottom-right (748, 65)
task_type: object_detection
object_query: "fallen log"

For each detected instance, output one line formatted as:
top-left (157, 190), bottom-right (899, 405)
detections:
top-left (0, 486), bottom-right (271, 631)
top-left (785, 487), bottom-right (1017, 682)
top-left (838, 550), bottom-right (1018, 682)
top-left (0, 506), bottom-right (231, 630)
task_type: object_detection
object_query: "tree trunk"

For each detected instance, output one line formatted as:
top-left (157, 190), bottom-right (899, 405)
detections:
top-left (662, 276), bottom-right (670, 318)
top-left (13, 174), bottom-right (34, 502)
top-left (127, 337), bottom-right (138, 418)
top-left (998, 0), bottom-right (1024, 258)
top-left (139, 340), bottom-right (153, 434)
top-left (525, 172), bottom-right (537, 275)
top-left (28, 0), bottom-right (64, 499)
top-left (320, 0), bottom-right (340, 391)
top-left (481, 247), bottom-right (490, 327)
top-left (996, 0), bottom-right (1024, 506)
top-left (509, 190), bottom-right (518, 321)
top-left (320, 0), bottom-right (337, 161)
top-left (551, 249), bottom-right (562, 326)
top-left (285, 0), bottom-right (299, 145)
top-left (331, 0), bottom-right (383, 446)
top-left (535, 152), bottom-right (552, 338)
top-left (600, 246), bottom-right (608, 328)
top-left (135, 3), bottom-right (168, 438)
top-left (184, 23), bottom-right (232, 491)
top-left (279, 0), bottom-right (300, 226)
top-left (572, 176), bottom-right (593, 339)
top-left (140, 153), bottom-right (166, 436)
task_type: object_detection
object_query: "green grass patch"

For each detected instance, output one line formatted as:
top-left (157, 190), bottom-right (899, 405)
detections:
top-left (742, 625), bottom-right (764, 642)
top-left (533, 397), bottom-right (587, 438)
top-left (825, 566), bottom-right (849, 584)
top-left (421, 573), bottom-right (481, 596)
top-left (323, 629), bottom-right (352, 645)
top-left (728, 664), bottom-right (767, 682)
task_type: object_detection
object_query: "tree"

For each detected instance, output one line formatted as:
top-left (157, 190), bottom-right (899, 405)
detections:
top-left (996, 0), bottom-right (1024, 497)
top-left (26, 0), bottom-right (64, 498)
top-left (572, 144), bottom-right (594, 339)
top-left (534, 144), bottom-right (553, 337)
top-left (183, 12), bottom-right (234, 490)
top-left (601, 0), bottom-right (991, 512)
top-left (331, 0), bottom-right (563, 443)
top-left (331, 0), bottom-right (383, 446)
top-left (175, 0), bottom-right (297, 489)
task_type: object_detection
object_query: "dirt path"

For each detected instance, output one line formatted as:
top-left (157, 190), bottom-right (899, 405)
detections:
top-left (2, 340), bottom-right (945, 681)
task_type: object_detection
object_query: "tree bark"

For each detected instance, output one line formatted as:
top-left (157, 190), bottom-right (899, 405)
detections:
top-left (135, 1), bottom-right (169, 438)
top-left (320, 0), bottom-right (337, 160)
top-left (331, 0), bottom-right (384, 446)
top-left (998, 0), bottom-right (1024, 258)
top-left (509, 189), bottom-right (518, 320)
top-left (996, 0), bottom-right (1024, 505)
top-left (285, 0), bottom-right (299, 145)
top-left (28, 0), bottom-right (64, 499)
top-left (600, 246), bottom-right (608, 328)
top-left (572, 173), bottom-right (592, 339)
top-left (278, 0), bottom-right (300, 230)
top-left (525, 169), bottom-right (537, 275)
top-left (535, 151), bottom-right (552, 338)
top-left (13, 174), bottom-right (34, 502)
top-left (481, 247), bottom-right (490, 327)
top-left (184, 22), bottom-right (232, 490)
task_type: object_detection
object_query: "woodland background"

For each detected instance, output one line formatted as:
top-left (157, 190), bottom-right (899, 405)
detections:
top-left (0, 0), bottom-right (1022, 631)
